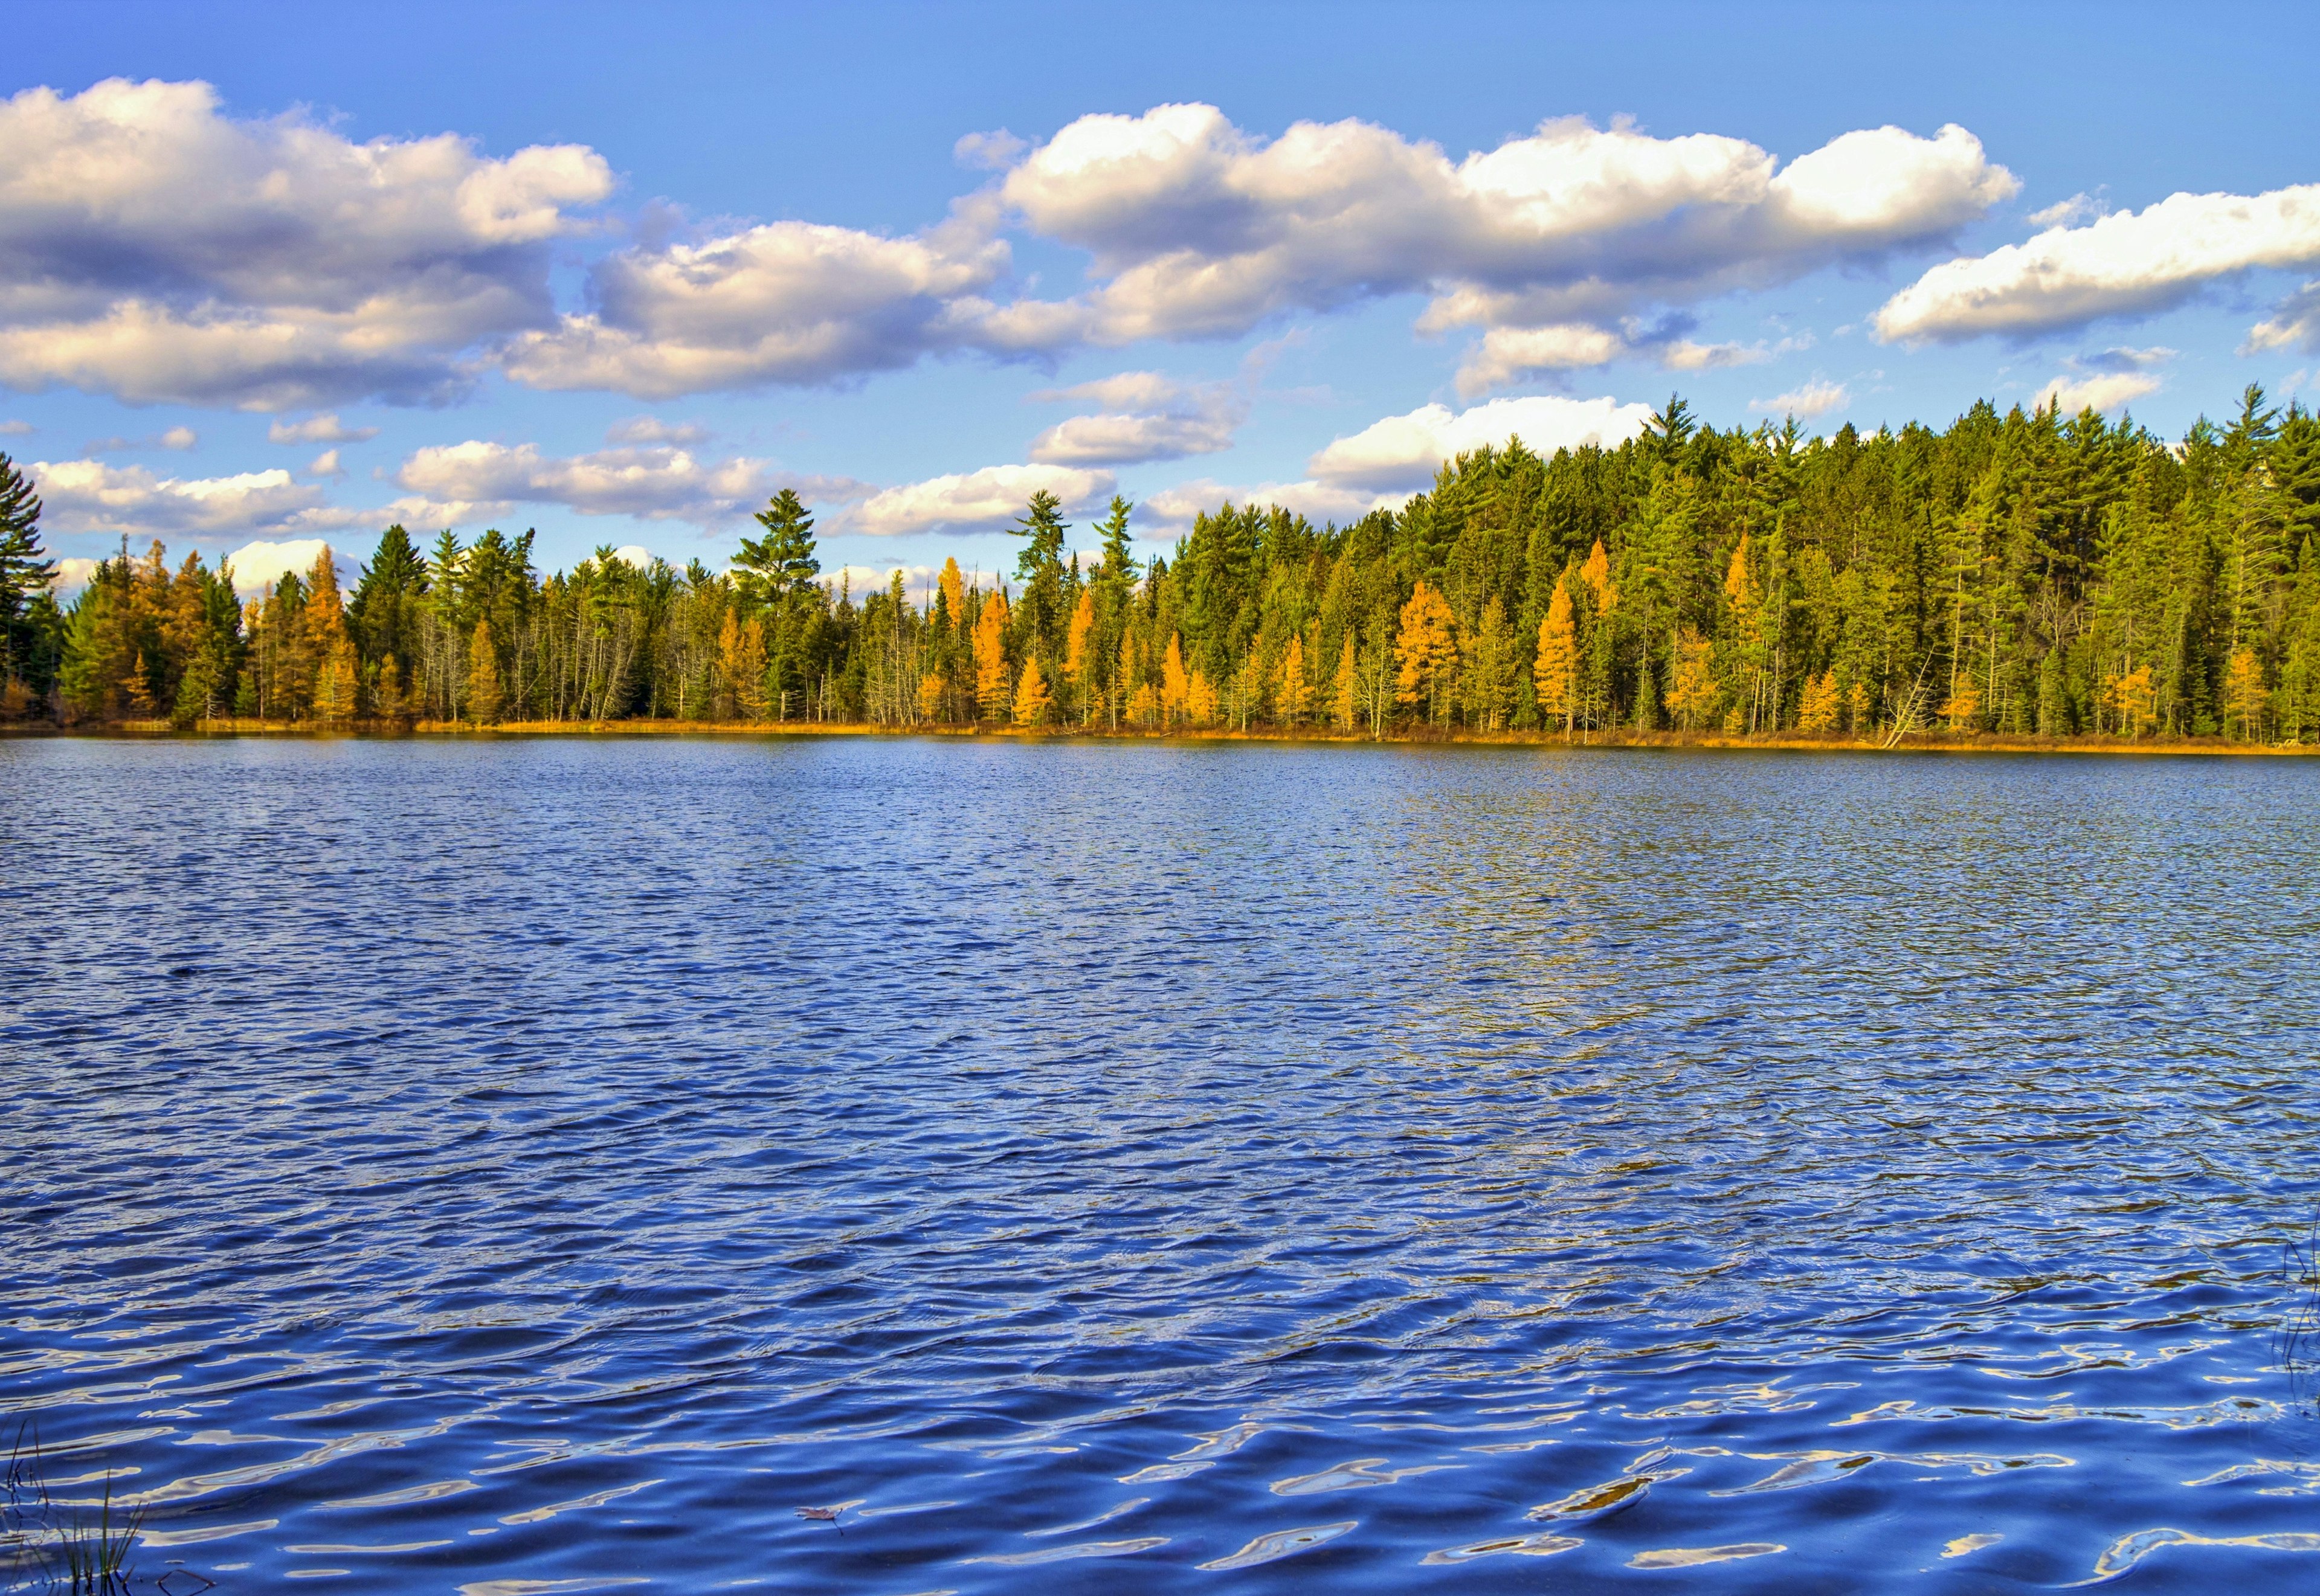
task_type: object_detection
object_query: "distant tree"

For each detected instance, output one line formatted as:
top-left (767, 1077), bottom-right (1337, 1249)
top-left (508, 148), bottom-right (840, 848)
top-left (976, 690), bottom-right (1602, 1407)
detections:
top-left (1014, 656), bottom-right (1052, 726)
top-left (1798, 668), bottom-right (1840, 733)
top-left (1278, 631), bottom-right (1309, 726)
top-left (1394, 580), bottom-right (1459, 723)
top-left (467, 619), bottom-right (502, 725)
top-left (1533, 584), bottom-right (1577, 736)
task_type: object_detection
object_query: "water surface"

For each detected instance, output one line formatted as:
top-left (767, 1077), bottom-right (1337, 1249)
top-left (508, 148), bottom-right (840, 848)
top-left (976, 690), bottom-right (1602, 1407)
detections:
top-left (5, 737), bottom-right (2319, 1592)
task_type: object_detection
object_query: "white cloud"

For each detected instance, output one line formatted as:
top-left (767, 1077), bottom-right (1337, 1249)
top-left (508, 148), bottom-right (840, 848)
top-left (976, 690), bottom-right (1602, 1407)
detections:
top-left (605, 415), bottom-right (711, 445)
top-left (2246, 281), bottom-right (2320, 355)
top-left (1140, 475), bottom-right (1396, 530)
top-left (50, 553), bottom-right (99, 591)
top-left (608, 543), bottom-right (654, 569)
top-left (394, 439), bottom-right (859, 525)
top-left (268, 412), bottom-right (379, 445)
top-left (308, 449), bottom-right (344, 479)
top-left (1307, 394), bottom-right (1654, 492)
top-left (82, 425), bottom-right (198, 454)
top-left (845, 463), bottom-right (1113, 537)
top-left (0, 418), bottom-right (30, 435)
top-left (219, 537), bottom-right (341, 597)
top-left (2027, 192), bottom-right (2103, 229)
top-left (1025, 370), bottom-right (1245, 465)
top-left (1877, 182), bottom-right (2320, 344)
top-left (1003, 106), bottom-right (2013, 350)
top-left (496, 216), bottom-right (1065, 398)
top-left (2038, 371), bottom-right (2161, 413)
top-left (1749, 378), bottom-right (1850, 418)
top-left (0, 78), bottom-right (611, 408)
top-left (30, 457), bottom-right (346, 538)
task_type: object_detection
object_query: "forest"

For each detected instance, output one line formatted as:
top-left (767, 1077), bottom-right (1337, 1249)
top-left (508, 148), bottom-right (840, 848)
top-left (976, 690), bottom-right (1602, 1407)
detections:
top-left (4, 384), bottom-right (2320, 744)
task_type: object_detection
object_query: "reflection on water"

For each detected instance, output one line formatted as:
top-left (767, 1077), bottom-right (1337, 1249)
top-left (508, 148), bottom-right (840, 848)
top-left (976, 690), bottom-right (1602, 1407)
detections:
top-left (4, 736), bottom-right (2319, 1592)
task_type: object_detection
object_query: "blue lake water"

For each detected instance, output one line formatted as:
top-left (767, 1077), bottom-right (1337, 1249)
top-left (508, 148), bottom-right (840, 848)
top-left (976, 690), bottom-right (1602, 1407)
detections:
top-left (5, 736), bottom-right (2320, 1592)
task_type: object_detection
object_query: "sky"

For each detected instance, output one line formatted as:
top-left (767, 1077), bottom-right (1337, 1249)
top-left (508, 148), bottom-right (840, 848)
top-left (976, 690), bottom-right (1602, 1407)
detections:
top-left (7, 0), bottom-right (2320, 599)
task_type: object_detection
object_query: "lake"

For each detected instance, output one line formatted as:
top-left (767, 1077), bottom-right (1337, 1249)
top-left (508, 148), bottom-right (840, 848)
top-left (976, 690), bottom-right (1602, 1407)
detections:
top-left (5, 736), bottom-right (2319, 1592)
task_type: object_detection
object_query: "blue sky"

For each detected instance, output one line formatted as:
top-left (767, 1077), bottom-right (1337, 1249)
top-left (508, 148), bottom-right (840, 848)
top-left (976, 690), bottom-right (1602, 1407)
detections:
top-left (7, 0), bottom-right (2319, 596)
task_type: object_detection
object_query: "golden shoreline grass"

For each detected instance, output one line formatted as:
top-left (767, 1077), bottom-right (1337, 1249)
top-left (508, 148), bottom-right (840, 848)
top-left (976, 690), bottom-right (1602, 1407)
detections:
top-left (10, 718), bottom-right (2316, 756)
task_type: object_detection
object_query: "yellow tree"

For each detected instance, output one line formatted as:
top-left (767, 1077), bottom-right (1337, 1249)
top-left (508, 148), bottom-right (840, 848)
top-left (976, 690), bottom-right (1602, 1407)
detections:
top-left (2226, 647), bottom-right (2265, 741)
top-left (1063, 587), bottom-right (1095, 722)
top-left (714, 608), bottom-right (744, 719)
top-left (1112, 628), bottom-right (1138, 727)
top-left (1533, 584), bottom-right (1577, 735)
top-left (1394, 581), bottom-right (1459, 722)
top-left (1185, 668), bottom-right (1217, 726)
top-left (1938, 679), bottom-right (1982, 733)
top-left (734, 616), bottom-right (770, 720)
top-left (2104, 664), bottom-right (2156, 738)
top-left (1161, 632), bottom-right (1191, 723)
top-left (1580, 538), bottom-right (1617, 613)
top-left (1799, 668), bottom-right (1840, 733)
top-left (305, 545), bottom-right (358, 719)
top-left (973, 589), bottom-right (1011, 719)
top-left (1014, 655), bottom-right (1052, 725)
top-left (917, 671), bottom-right (945, 722)
top-left (1278, 632), bottom-right (1309, 726)
top-left (939, 557), bottom-right (965, 619)
top-left (468, 617), bottom-right (502, 726)
top-left (1665, 628), bottom-right (1718, 730)
top-left (374, 652), bottom-right (407, 722)
top-left (1330, 634), bottom-right (1357, 729)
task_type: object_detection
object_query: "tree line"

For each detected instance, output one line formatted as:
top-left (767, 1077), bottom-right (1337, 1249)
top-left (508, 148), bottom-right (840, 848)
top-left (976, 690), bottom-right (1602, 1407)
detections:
top-left (5, 384), bottom-right (2320, 743)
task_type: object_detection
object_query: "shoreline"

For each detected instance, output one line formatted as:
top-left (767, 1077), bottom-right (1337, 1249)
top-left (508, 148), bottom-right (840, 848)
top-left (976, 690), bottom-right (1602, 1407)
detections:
top-left (7, 718), bottom-right (2316, 756)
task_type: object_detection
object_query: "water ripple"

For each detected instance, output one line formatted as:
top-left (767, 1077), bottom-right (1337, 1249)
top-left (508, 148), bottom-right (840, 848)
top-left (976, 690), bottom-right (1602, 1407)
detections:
top-left (4, 737), bottom-right (2320, 1590)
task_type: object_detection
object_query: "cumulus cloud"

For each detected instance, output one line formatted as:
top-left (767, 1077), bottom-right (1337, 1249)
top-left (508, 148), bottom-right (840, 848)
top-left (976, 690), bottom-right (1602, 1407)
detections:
top-left (268, 412), bottom-right (379, 445)
top-left (490, 104), bottom-right (2012, 402)
top-left (495, 214), bottom-right (1072, 398)
top-left (2038, 371), bottom-right (2160, 414)
top-left (1450, 319), bottom-right (1785, 393)
top-left (0, 77), bottom-right (611, 408)
top-left (2027, 192), bottom-right (2104, 229)
top-left (1003, 105), bottom-right (2013, 352)
top-left (29, 457), bottom-right (350, 538)
top-left (1877, 182), bottom-right (2320, 344)
top-left (845, 463), bottom-right (1113, 537)
top-left (1749, 378), bottom-right (1850, 418)
top-left (394, 439), bottom-right (864, 526)
top-left (1140, 475), bottom-right (1396, 531)
top-left (1026, 370), bottom-right (1246, 464)
top-left (307, 449), bottom-right (344, 478)
top-left (605, 415), bottom-right (710, 445)
top-left (82, 425), bottom-right (197, 455)
top-left (217, 538), bottom-right (347, 597)
top-left (2246, 281), bottom-right (2320, 355)
top-left (1307, 394), bottom-right (1654, 492)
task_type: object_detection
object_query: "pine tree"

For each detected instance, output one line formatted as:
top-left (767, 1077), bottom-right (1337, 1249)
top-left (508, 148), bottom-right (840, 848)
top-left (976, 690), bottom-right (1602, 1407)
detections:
top-left (0, 452), bottom-right (56, 695)
top-left (1467, 597), bottom-right (1516, 730)
top-left (468, 618), bottom-right (502, 725)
